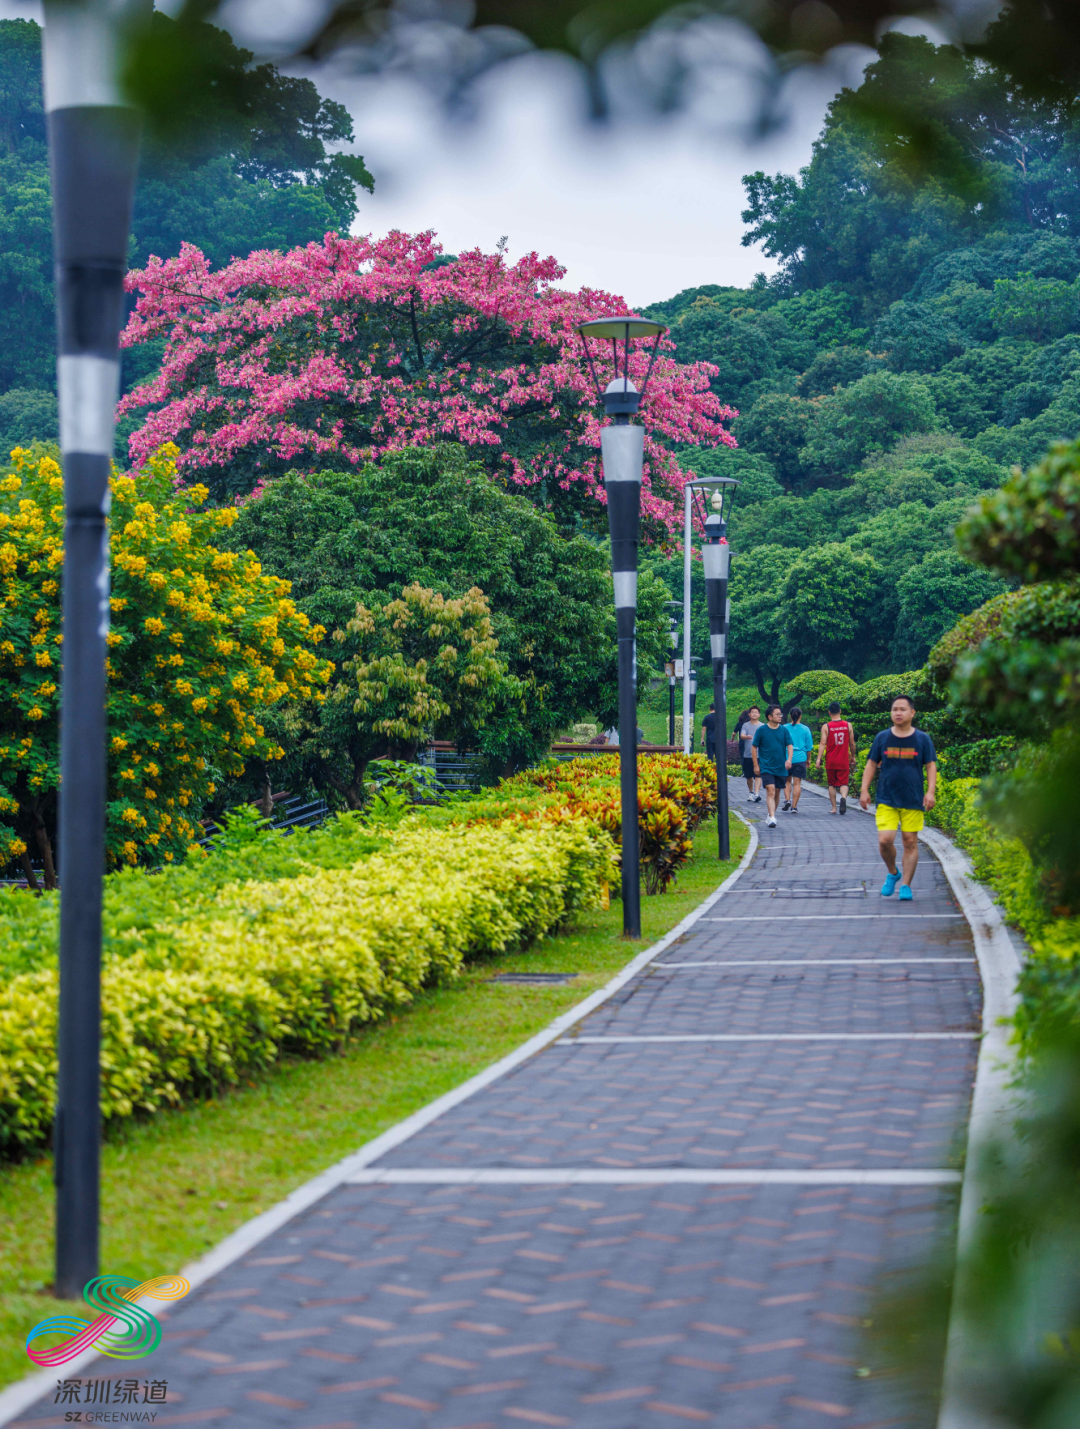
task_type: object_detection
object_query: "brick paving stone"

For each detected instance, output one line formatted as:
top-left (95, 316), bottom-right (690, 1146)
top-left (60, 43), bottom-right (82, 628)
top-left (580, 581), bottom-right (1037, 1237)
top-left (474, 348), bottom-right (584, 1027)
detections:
top-left (578, 964), bottom-right (981, 1036)
top-left (378, 1040), bottom-right (974, 1170)
top-left (12, 1184), bottom-right (944, 1429)
top-left (10, 781), bottom-right (968, 1429)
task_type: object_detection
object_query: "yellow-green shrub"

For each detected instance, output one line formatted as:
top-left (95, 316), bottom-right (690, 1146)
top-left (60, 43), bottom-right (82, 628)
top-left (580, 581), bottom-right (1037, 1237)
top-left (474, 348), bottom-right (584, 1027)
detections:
top-left (927, 775), bottom-right (1047, 935)
top-left (0, 818), bottom-right (614, 1151)
top-left (926, 774), bottom-right (1080, 1057)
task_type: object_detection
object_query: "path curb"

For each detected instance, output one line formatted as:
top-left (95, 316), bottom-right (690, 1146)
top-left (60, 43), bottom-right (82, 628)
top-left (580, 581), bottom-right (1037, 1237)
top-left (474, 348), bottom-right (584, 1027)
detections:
top-left (797, 776), bottom-right (1023, 1429)
top-left (0, 814), bottom-right (758, 1427)
top-left (921, 827), bottom-right (1023, 1429)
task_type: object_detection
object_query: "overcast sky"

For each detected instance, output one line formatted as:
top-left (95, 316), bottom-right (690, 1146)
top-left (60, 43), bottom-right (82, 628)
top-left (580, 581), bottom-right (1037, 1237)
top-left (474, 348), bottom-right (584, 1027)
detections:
top-left (2, 0), bottom-right (877, 305)
top-left (316, 52), bottom-right (857, 307)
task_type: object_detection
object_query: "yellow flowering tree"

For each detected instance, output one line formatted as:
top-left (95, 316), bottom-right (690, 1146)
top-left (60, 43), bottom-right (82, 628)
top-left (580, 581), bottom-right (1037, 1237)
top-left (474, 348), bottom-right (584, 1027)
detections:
top-left (0, 444), bottom-right (332, 882)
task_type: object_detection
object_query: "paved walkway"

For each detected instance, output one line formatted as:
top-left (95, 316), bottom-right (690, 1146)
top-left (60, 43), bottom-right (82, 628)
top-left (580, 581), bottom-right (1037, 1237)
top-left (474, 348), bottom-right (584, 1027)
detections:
top-left (12, 783), bottom-right (981, 1429)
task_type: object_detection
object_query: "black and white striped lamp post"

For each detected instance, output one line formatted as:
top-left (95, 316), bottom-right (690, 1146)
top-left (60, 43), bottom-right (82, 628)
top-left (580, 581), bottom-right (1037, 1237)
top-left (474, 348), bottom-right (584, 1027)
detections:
top-left (44, 0), bottom-right (149, 1299)
top-left (577, 316), bottom-right (667, 939)
top-left (701, 481), bottom-right (738, 860)
top-left (665, 607), bottom-right (679, 747)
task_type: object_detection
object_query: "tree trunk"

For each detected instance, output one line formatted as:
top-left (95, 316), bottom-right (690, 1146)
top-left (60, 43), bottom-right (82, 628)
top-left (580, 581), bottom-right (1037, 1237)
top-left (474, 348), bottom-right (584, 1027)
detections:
top-left (752, 666), bottom-right (783, 708)
top-left (34, 821), bottom-right (57, 891)
top-left (19, 849), bottom-right (39, 892)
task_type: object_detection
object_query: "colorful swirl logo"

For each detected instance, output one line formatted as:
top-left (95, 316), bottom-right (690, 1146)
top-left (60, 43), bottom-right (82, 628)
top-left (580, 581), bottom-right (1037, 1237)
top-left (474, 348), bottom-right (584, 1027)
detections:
top-left (25, 1275), bottom-right (191, 1366)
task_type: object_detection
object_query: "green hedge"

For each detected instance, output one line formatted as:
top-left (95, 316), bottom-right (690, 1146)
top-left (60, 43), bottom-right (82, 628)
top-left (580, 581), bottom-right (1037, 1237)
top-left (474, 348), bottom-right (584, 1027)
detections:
top-left (0, 810), bottom-right (388, 989)
top-left (0, 818), bottom-right (615, 1151)
top-left (933, 736), bottom-right (1020, 781)
top-left (928, 776), bottom-right (1047, 934)
top-left (927, 775), bottom-right (1080, 1058)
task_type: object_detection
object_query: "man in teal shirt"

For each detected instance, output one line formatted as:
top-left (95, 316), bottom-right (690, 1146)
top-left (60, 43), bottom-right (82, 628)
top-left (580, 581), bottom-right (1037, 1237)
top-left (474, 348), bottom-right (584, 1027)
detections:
top-left (782, 707), bottom-right (815, 813)
top-left (751, 705), bottom-right (794, 828)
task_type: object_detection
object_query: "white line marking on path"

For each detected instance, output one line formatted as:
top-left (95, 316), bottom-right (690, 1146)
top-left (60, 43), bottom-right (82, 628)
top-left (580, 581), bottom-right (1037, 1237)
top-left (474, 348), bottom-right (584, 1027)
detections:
top-left (345, 1168), bottom-right (962, 1187)
top-left (726, 886), bottom-right (867, 893)
top-left (564, 1032), bottom-right (979, 1043)
top-left (657, 959), bottom-right (977, 967)
top-left (702, 914), bottom-right (966, 921)
top-left (0, 818), bottom-right (762, 1429)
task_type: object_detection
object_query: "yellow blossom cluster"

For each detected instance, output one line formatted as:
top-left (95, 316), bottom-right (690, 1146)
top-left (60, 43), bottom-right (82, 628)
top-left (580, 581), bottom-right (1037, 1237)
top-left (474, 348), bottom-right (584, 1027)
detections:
top-left (0, 444), bottom-right (332, 870)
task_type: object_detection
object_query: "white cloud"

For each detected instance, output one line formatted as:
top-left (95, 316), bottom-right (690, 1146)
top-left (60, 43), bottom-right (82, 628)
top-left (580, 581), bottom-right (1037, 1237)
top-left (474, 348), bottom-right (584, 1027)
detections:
top-left (317, 45), bottom-right (863, 306)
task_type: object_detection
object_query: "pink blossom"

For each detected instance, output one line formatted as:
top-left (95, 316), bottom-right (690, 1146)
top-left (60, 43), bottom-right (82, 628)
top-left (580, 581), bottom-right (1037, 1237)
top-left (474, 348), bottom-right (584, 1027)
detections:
top-left (120, 231), bottom-right (737, 536)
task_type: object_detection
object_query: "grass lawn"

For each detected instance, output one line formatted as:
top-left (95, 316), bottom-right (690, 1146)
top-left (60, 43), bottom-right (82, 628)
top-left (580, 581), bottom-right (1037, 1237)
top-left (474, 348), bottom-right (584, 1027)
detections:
top-left (0, 813), bottom-right (749, 1392)
top-left (637, 679), bottom-right (762, 745)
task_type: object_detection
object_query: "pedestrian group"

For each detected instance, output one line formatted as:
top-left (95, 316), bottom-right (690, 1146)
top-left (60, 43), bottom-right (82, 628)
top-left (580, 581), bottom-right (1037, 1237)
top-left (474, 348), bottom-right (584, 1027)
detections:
top-left (722, 695), bottom-right (937, 900)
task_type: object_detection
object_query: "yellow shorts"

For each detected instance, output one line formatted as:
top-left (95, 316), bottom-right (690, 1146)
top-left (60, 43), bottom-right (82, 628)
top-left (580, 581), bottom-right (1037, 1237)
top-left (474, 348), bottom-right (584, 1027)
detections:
top-left (875, 804), bottom-right (924, 833)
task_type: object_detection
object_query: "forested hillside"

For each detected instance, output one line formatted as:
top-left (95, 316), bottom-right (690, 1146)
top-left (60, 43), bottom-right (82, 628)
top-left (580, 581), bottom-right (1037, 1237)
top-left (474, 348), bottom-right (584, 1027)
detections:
top-left (645, 31), bottom-right (1080, 701)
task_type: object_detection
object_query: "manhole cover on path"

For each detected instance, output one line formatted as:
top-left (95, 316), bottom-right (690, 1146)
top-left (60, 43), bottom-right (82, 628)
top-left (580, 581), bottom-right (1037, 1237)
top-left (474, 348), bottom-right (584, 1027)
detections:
top-left (488, 971), bottom-right (578, 984)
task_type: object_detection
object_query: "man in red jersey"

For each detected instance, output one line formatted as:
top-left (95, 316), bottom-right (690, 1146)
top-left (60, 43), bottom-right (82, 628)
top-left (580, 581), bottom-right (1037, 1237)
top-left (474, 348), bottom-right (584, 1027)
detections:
top-left (816, 701), bottom-right (856, 814)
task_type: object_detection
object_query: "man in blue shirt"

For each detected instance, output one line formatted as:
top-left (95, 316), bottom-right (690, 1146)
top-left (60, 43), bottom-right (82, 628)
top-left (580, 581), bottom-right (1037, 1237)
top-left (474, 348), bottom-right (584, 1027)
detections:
top-left (782, 707), bottom-right (815, 814)
top-left (751, 704), bottom-right (794, 828)
top-left (859, 694), bottom-right (937, 901)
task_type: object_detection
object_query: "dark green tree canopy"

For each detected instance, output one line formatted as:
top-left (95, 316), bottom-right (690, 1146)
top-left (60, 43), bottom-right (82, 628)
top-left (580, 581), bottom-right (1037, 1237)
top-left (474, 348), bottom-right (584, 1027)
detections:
top-left (134, 11), bottom-right (373, 247)
top-left (226, 445), bottom-right (667, 793)
top-left (0, 16), bottom-right (372, 411)
top-left (741, 33), bottom-right (1080, 318)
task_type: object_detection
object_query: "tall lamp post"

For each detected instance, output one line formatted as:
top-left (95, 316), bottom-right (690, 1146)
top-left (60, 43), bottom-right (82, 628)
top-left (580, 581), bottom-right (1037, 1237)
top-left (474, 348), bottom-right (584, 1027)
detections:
top-left (577, 315), bottom-right (667, 939)
top-left (45, 0), bottom-right (149, 1298)
top-left (702, 480), bottom-right (738, 860)
top-left (665, 605), bottom-right (679, 747)
top-left (681, 484), bottom-right (693, 753)
top-left (683, 477), bottom-right (738, 859)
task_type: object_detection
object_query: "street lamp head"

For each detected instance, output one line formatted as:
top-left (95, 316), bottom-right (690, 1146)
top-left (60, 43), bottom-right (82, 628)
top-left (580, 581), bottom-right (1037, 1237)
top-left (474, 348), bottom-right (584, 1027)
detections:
top-left (578, 318), bottom-right (666, 342)
top-left (688, 475), bottom-right (739, 527)
top-left (604, 376), bottom-right (639, 418)
top-left (577, 315), bottom-right (668, 417)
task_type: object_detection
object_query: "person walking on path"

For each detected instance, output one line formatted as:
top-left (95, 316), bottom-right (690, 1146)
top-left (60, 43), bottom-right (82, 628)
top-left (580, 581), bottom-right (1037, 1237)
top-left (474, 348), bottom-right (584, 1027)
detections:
top-left (752, 704), bottom-right (793, 828)
top-left (739, 705), bottom-right (763, 802)
top-left (860, 694), bottom-right (937, 901)
top-left (817, 701), bottom-right (856, 814)
top-left (782, 706), bottom-right (815, 813)
top-left (700, 701), bottom-right (717, 762)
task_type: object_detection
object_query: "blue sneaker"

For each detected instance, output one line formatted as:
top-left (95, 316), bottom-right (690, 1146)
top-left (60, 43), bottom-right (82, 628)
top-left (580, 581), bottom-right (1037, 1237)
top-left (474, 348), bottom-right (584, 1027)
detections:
top-left (881, 872), bottom-right (901, 897)
top-left (898, 884), bottom-right (913, 901)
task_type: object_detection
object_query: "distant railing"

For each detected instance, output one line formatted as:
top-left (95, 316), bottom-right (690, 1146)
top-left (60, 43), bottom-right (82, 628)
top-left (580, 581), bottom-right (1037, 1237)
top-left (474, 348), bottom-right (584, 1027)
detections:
top-left (198, 789), bottom-right (332, 848)
top-left (420, 742), bottom-right (485, 792)
top-left (551, 742), bottom-right (680, 759)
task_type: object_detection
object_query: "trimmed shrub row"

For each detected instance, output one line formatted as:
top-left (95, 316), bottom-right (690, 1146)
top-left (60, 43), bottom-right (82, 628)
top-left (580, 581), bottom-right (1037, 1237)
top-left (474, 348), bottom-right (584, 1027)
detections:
top-left (927, 775), bottom-right (1080, 1058)
top-left (0, 818), bottom-right (614, 1151)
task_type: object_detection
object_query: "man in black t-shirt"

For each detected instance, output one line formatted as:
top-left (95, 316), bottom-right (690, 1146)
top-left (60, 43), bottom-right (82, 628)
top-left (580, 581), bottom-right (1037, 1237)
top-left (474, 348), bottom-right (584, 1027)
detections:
top-left (700, 703), bottom-right (717, 761)
top-left (860, 694), bottom-right (937, 902)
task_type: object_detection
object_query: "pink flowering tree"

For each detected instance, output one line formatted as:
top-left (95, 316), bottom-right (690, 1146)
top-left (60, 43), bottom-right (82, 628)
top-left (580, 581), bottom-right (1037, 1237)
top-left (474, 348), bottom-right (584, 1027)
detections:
top-left (119, 231), bottom-right (736, 536)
